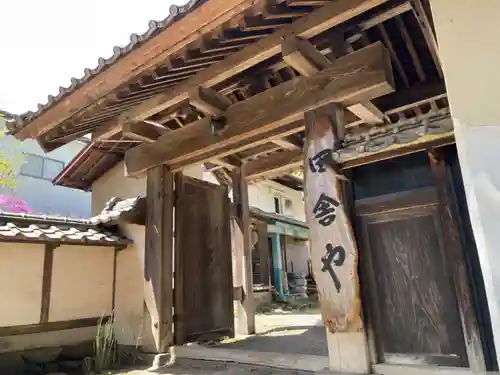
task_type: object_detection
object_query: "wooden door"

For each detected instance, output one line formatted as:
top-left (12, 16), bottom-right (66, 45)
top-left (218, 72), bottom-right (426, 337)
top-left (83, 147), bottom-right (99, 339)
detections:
top-left (174, 175), bottom-right (233, 344)
top-left (356, 187), bottom-right (468, 367)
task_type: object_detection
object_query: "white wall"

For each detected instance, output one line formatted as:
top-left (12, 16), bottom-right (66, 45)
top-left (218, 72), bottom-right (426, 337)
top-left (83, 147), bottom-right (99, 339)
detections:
top-left (0, 242), bottom-right (114, 353)
top-left (430, 0), bottom-right (500, 365)
top-left (248, 180), bottom-right (305, 222)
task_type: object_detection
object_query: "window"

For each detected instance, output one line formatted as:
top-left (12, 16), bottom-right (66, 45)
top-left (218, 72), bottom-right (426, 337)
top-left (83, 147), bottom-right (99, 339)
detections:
top-left (20, 154), bottom-right (65, 180)
top-left (284, 198), bottom-right (293, 212)
top-left (274, 196), bottom-right (282, 214)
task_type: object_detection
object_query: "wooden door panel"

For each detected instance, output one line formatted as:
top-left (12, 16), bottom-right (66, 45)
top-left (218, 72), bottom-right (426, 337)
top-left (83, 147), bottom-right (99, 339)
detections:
top-left (357, 189), bottom-right (467, 367)
top-left (175, 176), bottom-right (233, 344)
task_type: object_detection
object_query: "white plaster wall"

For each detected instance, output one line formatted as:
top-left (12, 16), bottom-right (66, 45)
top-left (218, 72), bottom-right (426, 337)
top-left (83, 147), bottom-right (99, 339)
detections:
top-left (49, 245), bottom-right (114, 321)
top-left (248, 180), bottom-right (305, 221)
top-left (285, 238), bottom-right (309, 275)
top-left (0, 243), bottom-right (44, 327)
top-left (430, 0), bottom-right (500, 363)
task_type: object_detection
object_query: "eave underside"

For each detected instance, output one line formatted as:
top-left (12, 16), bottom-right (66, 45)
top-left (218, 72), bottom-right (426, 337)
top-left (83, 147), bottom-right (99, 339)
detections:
top-left (20, 0), bottom-right (449, 191)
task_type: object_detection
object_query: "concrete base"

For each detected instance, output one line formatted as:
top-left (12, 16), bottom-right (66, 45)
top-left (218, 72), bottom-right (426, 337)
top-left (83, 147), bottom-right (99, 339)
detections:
top-left (173, 344), bottom-right (329, 372)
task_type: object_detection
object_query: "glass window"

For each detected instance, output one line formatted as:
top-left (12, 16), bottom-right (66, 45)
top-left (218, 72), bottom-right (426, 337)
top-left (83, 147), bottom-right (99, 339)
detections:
top-left (43, 158), bottom-right (64, 180)
top-left (20, 154), bottom-right (44, 178)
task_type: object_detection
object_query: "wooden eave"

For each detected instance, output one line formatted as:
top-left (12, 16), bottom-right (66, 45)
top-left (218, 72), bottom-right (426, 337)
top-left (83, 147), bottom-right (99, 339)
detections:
top-left (23, 0), bottom-right (451, 191)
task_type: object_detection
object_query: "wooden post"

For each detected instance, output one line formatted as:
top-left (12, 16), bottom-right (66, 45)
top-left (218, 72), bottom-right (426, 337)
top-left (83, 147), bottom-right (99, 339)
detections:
top-left (231, 164), bottom-right (255, 335)
top-left (256, 221), bottom-right (271, 287)
top-left (304, 104), bottom-right (363, 333)
top-left (144, 165), bottom-right (174, 352)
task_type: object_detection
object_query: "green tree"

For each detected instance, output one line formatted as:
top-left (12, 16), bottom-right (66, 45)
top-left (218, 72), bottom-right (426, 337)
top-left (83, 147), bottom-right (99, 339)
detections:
top-left (0, 125), bottom-right (23, 190)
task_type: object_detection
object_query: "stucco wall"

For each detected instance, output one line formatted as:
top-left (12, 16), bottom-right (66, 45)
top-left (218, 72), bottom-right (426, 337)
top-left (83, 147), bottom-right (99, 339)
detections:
top-left (0, 242), bottom-right (114, 353)
top-left (49, 245), bottom-right (114, 321)
top-left (430, 0), bottom-right (500, 363)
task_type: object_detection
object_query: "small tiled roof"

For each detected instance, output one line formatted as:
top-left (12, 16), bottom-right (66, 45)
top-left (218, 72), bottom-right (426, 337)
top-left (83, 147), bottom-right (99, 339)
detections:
top-left (90, 196), bottom-right (146, 226)
top-left (9, 0), bottom-right (205, 133)
top-left (0, 212), bottom-right (131, 247)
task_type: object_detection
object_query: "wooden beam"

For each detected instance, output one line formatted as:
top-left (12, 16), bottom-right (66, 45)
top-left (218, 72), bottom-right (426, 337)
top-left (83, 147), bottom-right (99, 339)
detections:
top-left (271, 136), bottom-right (302, 150)
top-left (0, 317), bottom-right (110, 337)
top-left (189, 86), bottom-right (232, 117)
top-left (144, 165), bottom-right (174, 352)
top-left (347, 101), bottom-right (385, 124)
top-left (125, 42), bottom-right (394, 175)
top-left (283, 35), bottom-right (384, 124)
top-left (122, 122), bottom-right (166, 143)
top-left (303, 104), bottom-right (362, 333)
top-left (16, 0), bottom-right (259, 140)
top-left (231, 165), bottom-right (255, 335)
top-left (40, 244), bottom-right (56, 323)
top-left (85, 0), bottom-right (388, 138)
top-left (246, 149), bottom-right (303, 180)
top-left (282, 35), bottom-right (331, 76)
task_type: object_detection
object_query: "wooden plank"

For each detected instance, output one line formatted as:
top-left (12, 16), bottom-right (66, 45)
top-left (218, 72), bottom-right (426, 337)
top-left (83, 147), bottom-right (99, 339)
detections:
top-left (231, 165), bottom-right (255, 335)
top-left (189, 86), bottom-right (232, 117)
top-left (0, 317), bottom-right (110, 337)
top-left (145, 165), bottom-right (174, 352)
top-left (40, 244), bottom-right (56, 323)
top-left (246, 149), bottom-right (303, 180)
top-left (93, 0), bottom-right (388, 134)
top-left (125, 42), bottom-right (394, 175)
top-left (16, 0), bottom-right (258, 140)
top-left (428, 150), bottom-right (487, 373)
top-left (304, 104), bottom-right (362, 333)
top-left (283, 35), bottom-right (384, 124)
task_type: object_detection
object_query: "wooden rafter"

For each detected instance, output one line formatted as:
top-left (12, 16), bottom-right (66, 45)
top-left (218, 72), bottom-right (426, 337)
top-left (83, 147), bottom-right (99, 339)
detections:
top-left (16, 0), bottom-right (260, 140)
top-left (246, 149), bottom-right (303, 180)
top-left (124, 42), bottom-right (394, 176)
top-left (83, 0), bottom-right (388, 141)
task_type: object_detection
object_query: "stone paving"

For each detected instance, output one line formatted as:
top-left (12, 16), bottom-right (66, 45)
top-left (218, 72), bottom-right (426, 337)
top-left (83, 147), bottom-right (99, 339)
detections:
top-left (113, 358), bottom-right (315, 375)
top-left (214, 314), bottom-right (327, 357)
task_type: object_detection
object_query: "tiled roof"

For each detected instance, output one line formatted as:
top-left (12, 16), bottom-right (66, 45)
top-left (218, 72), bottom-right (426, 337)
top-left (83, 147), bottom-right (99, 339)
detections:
top-left (0, 212), bottom-right (131, 247)
top-left (9, 0), bottom-right (205, 133)
top-left (90, 196), bottom-right (146, 226)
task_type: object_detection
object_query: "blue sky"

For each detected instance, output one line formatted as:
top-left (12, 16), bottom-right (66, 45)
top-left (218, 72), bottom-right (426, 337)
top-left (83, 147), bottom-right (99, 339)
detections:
top-left (0, 0), bottom-right (177, 114)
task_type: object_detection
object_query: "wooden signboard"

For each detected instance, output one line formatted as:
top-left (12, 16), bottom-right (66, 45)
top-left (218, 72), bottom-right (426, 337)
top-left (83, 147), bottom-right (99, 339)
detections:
top-left (304, 105), bottom-right (362, 333)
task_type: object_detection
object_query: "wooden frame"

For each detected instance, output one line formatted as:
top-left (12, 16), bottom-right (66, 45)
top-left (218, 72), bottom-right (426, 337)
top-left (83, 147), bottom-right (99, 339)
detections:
top-left (356, 187), bottom-right (468, 368)
top-left (0, 316), bottom-right (111, 337)
top-left (354, 159), bottom-right (488, 372)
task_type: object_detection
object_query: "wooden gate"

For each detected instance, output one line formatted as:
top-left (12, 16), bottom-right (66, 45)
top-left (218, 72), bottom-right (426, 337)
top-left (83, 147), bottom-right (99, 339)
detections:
top-left (174, 175), bottom-right (234, 344)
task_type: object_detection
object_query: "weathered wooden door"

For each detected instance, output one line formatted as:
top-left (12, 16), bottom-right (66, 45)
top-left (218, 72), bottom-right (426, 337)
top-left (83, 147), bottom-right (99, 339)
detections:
top-left (174, 175), bottom-right (233, 344)
top-left (356, 187), bottom-right (468, 367)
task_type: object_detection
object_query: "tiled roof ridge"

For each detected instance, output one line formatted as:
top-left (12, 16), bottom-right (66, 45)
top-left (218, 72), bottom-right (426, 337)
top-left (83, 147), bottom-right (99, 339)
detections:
top-left (10, 0), bottom-right (205, 132)
top-left (0, 211), bottom-right (93, 226)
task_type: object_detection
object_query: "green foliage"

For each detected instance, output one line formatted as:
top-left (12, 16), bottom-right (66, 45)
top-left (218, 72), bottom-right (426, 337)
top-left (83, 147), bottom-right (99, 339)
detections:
top-left (0, 127), bottom-right (23, 190)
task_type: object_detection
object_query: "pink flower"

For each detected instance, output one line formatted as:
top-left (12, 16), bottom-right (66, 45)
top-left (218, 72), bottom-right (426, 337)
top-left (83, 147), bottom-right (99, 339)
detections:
top-left (0, 195), bottom-right (32, 213)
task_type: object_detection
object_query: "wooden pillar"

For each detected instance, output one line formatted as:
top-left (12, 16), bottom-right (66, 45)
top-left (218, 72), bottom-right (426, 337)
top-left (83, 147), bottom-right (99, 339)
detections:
top-left (271, 233), bottom-right (283, 295)
top-left (256, 221), bottom-right (271, 287)
top-left (144, 164), bottom-right (174, 352)
top-left (304, 105), bottom-right (368, 373)
top-left (231, 164), bottom-right (255, 335)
